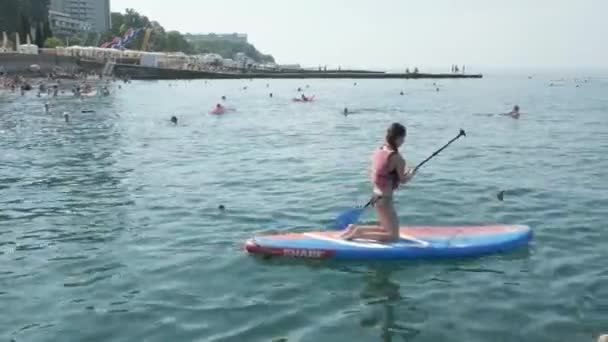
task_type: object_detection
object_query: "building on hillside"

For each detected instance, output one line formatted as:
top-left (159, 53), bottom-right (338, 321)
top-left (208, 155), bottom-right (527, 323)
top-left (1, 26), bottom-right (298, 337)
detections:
top-left (49, 10), bottom-right (91, 37)
top-left (184, 33), bottom-right (248, 44)
top-left (50, 0), bottom-right (111, 33)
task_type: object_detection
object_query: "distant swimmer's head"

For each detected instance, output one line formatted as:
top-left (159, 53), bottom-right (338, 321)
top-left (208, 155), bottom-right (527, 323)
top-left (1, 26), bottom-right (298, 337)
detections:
top-left (386, 123), bottom-right (407, 151)
top-left (343, 107), bottom-right (348, 115)
top-left (63, 112), bottom-right (69, 122)
top-left (221, 96), bottom-right (226, 100)
top-left (216, 103), bottom-right (222, 108)
top-left (170, 116), bottom-right (178, 124)
top-left (218, 205), bottom-right (226, 211)
top-left (513, 105), bottom-right (520, 112)
top-left (269, 93), bottom-right (273, 97)
top-left (400, 91), bottom-right (404, 95)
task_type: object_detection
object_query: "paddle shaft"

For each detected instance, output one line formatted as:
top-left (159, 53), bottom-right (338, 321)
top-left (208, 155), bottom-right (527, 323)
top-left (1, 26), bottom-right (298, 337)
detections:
top-left (413, 129), bottom-right (466, 172)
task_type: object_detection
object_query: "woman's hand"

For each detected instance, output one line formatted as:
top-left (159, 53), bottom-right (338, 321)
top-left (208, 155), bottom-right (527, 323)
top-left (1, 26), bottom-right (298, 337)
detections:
top-left (403, 167), bottom-right (416, 183)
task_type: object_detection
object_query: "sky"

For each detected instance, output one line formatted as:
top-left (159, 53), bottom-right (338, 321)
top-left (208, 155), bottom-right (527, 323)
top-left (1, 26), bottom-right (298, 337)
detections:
top-left (110, 0), bottom-right (608, 70)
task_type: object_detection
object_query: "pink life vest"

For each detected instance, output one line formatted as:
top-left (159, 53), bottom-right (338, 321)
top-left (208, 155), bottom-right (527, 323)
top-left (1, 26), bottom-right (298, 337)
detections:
top-left (371, 146), bottom-right (399, 190)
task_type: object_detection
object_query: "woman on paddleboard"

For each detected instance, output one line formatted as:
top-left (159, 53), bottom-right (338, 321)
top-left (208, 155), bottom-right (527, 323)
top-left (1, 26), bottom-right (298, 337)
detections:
top-left (340, 123), bottom-right (415, 242)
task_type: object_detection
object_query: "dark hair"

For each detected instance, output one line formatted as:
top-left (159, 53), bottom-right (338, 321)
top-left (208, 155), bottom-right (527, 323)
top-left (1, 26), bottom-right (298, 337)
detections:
top-left (386, 123), bottom-right (407, 151)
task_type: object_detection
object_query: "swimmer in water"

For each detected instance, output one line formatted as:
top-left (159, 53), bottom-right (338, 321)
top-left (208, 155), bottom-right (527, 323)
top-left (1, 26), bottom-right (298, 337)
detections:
top-left (221, 96), bottom-right (226, 101)
top-left (502, 105), bottom-right (520, 119)
top-left (63, 112), bottom-right (70, 122)
top-left (297, 87), bottom-right (302, 92)
top-left (44, 102), bottom-right (49, 113)
top-left (170, 116), bottom-right (178, 125)
top-left (301, 94), bottom-right (309, 101)
top-left (400, 91), bottom-right (404, 96)
top-left (343, 107), bottom-right (349, 116)
top-left (269, 93), bottom-right (273, 98)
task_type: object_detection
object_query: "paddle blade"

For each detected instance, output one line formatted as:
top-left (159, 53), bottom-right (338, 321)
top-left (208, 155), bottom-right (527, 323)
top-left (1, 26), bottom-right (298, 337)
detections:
top-left (329, 207), bottom-right (365, 230)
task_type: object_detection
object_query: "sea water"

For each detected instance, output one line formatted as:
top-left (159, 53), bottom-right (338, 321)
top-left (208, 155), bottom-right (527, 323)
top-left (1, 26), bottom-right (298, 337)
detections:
top-left (1, 74), bottom-right (607, 341)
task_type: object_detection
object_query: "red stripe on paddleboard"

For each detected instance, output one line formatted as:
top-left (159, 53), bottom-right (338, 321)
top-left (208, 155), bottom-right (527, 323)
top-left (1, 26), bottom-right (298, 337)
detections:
top-left (245, 240), bottom-right (335, 259)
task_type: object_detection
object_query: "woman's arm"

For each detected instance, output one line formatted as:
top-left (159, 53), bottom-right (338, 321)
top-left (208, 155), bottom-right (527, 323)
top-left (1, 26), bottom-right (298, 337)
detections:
top-left (393, 154), bottom-right (415, 184)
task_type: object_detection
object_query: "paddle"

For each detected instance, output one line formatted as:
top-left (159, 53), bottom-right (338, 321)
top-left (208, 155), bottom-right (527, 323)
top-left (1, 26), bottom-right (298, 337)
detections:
top-left (329, 129), bottom-right (466, 230)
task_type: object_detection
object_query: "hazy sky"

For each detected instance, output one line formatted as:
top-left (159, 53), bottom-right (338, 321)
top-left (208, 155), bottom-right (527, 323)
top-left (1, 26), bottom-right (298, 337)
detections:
top-left (111, 0), bottom-right (607, 70)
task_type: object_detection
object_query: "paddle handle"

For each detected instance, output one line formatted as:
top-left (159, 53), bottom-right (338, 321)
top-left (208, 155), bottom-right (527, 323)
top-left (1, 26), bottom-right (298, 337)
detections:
top-left (413, 129), bottom-right (466, 172)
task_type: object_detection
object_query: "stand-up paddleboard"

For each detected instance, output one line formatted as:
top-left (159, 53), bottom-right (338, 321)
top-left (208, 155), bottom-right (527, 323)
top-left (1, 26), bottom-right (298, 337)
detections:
top-left (245, 225), bottom-right (532, 260)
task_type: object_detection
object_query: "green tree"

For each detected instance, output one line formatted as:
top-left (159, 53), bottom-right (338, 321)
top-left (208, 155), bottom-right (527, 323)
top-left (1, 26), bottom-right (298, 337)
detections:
top-left (34, 23), bottom-right (43, 47)
top-left (165, 31), bottom-right (191, 53)
top-left (110, 12), bottom-right (125, 35)
top-left (0, 0), bottom-right (21, 34)
top-left (19, 14), bottom-right (31, 43)
top-left (122, 8), bottom-right (150, 30)
top-left (148, 21), bottom-right (166, 51)
top-left (30, 0), bottom-right (50, 25)
top-left (0, 0), bottom-right (50, 43)
top-left (98, 8), bottom-right (274, 62)
top-left (191, 40), bottom-right (275, 63)
top-left (67, 35), bottom-right (82, 46)
top-left (42, 18), bottom-right (52, 41)
top-left (43, 36), bottom-right (63, 48)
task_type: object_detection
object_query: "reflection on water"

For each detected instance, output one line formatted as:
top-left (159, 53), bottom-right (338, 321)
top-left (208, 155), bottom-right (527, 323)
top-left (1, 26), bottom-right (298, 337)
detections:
top-left (360, 268), bottom-right (421, 342)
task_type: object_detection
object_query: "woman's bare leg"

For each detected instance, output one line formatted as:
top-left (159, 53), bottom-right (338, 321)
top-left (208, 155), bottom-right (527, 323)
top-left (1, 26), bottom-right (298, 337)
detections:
top-left (343, 197), bottom-right (399, 242)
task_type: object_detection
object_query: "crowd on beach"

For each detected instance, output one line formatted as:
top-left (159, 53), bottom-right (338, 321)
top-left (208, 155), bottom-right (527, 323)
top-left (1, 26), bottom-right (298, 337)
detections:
top-left (0, 71), bottom-right (131, 99)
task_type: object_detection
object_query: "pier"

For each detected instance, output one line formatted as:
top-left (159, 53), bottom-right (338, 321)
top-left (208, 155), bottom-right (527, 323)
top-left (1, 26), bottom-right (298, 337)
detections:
top-left (111, 63), bottom-right (482, 80)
